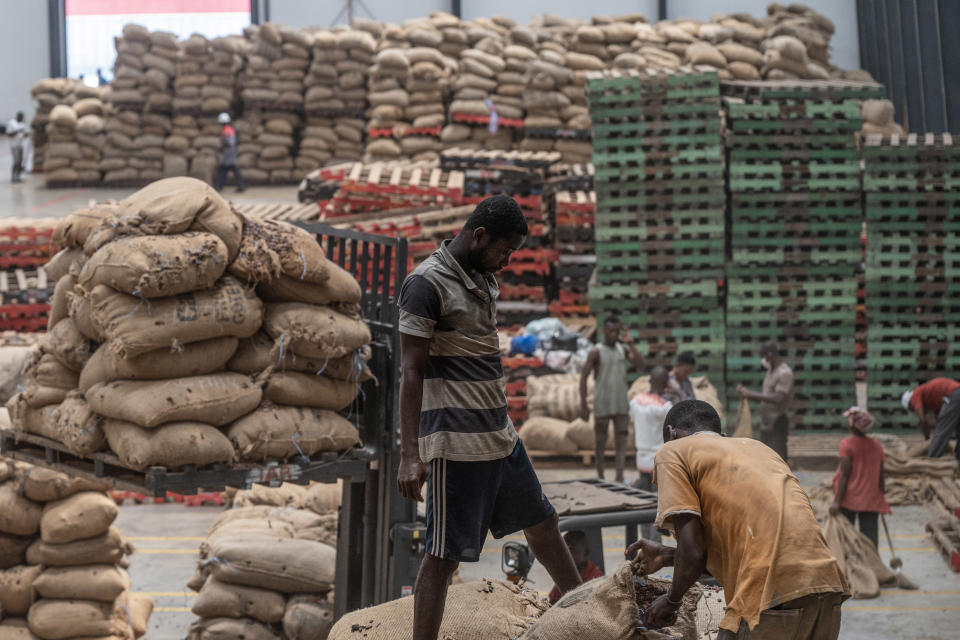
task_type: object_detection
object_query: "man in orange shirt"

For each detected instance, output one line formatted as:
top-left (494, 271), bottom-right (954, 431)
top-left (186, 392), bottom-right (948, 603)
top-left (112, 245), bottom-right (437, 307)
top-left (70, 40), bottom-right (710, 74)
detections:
top-left (627, 400), bottom-right (847, 638)
top-left (830, 407), bottom-right (890, 547)
top-left (903, 377), bottom-right (960, 462)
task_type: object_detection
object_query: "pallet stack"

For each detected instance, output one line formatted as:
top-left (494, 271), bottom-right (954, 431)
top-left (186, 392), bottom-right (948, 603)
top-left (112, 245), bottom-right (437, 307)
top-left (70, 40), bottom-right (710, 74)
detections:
top-left (722, 80), bottom-right (883, 428)
top-left (0, 220), bottom-right (57, 332)
top-left (550, 190), bottom-right (595, 320)
top-left (586, 69), bottom-right (726, 385)
top-left (863, 133), bottom-right (960, 427)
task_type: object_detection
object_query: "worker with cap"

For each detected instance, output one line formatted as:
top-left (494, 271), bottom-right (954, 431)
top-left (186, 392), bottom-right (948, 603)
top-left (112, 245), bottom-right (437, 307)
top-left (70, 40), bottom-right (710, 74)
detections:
top-left (902, 377), bottom-right (960, 462)
top-left (737, 342), bottom-right (794, 463)
top-left (214, 112), bottom-right (247, 193)
top-left (627, 399), bottom-right (848, 637)
top-left (830, 407), bottom-right (889, 548)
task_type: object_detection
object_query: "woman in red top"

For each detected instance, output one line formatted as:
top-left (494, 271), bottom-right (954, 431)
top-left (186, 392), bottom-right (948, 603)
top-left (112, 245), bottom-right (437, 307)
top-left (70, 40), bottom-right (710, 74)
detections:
top-left (830, 407), bottom-right (890, 547)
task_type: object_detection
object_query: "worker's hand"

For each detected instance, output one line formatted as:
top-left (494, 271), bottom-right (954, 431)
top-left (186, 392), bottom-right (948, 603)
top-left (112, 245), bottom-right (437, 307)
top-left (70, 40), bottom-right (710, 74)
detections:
top-left (736, 384), bottom-right (749, 398)
top-left (625, 538), bottom-right (667, 576)
top-left (397, 455), bottom-right (428, 502)
top-left (643, 594), bottom-right (680, 629)
top-left (620, 329), bottom-right (633, 344)
top-left (829, 501), bottom-right (841, 517)
top-left (580, 403), bottom-right (590, 422)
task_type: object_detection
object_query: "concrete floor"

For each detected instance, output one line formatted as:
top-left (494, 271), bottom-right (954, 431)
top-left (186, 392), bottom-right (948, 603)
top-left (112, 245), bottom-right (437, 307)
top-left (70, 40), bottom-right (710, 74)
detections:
top-left (117, 465), bottom-right (960, 640)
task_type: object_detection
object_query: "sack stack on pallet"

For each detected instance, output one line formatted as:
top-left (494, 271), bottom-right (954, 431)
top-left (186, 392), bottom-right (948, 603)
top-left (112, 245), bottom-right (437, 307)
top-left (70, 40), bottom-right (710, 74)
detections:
top-left (364, 33), bottom-right (412, 161)
top-left (760, 3), bottom-right (835, 80)
top-left (34, 83), bottom-right (107, 187)
top-left (722, 80), bottom-right (883, 428)
top-left (30, 78), bottom-right (87, 171)
top-left (237, 23), bottom-right (308, 184)
top-left (299, 28), bottom-right (375, 169)
top-left (186, 482), bottom-right (341, 640)
top-left (42, 104), bottom-right (82, 187)
top-left (5, 177), bottom-right (370, 471)
top-left (0, 460), bottom-right (153, 640)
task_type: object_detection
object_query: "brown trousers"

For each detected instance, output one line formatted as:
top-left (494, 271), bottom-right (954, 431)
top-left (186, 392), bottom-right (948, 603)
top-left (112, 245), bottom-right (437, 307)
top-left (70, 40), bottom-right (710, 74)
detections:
top-left (716, 592), bottom-right (845, 640)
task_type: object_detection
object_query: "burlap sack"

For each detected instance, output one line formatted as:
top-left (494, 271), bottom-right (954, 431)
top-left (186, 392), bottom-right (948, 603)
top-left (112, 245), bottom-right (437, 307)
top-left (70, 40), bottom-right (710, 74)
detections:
top-left (52, 206), bottom-right (117, 250)
top-left (257, 261), bottom-right (362, 305)
top-left (227, 405), bottom-right (360, 461)
top-left (861, 99), bottom-right (894, 126)
top-left (44, 319), bottom-right (93, 373)
top-left (0, 618), bottom-right (38, 640)
top-left (0, 565), bottom-right (43, 616)
top-left (103, 419), bottom-right (235, 471)
top-left (114, 177), bottom-right (242, 260)
top-left (27, 599), bottom-right (131, 640)
top-left (67, 289), bottom-right (101, 342)
top-left (728, 61), bottom-right (761, 80)
top-left (280, 510), bottom-right (338, 545)
top-left (86, 373), bottom-right (262, 428)
top-left (53, 388), bottom-right (102, 452)
top-left (0, 535), bottom-right (32, 570)
top-left (81, 338), bottom-right (233, 395)
top-left (228, 218), bottom-right (330, 286)
top-left (48, 274), bottom-right (74, 329)
top-left (50, 105), bottom-right (78, 129)
top-left (0, 484), bottom-right (42, 536)
top-left (27, 353), bottom-right (78, 392)
top-left (188, 617), bottom-right (281, 640)
top-left (19, 466), bottom-right (107, 503)
top-left (526, 377), bottom-right (583, 421)
top-left (264, 372), bottom-right (360, 410)
top-left (228, 482), bottom-right (309, 509)
top-left (366, 139), bottom-right (401, 157)
top-left (91, 276), bottom-right (262, 358)
top-left (717, 41), bottom-right (763, 66)
top-left (732, 400), bottom-right (753, 438)
top-left (520, 417), bottom-right (578, 454)
top-left (40, 491), bottom-right (117, 544)
top-left (302, 480), bottom-right (342, 515)
top-left (44, 248), bottom-right (87, 281)
top-left (329, 579), bottom-right (549, 640)
top-left (284, 595), bottom-right (334, 640)
top-left (126, 592), bottom-right (153, 639)
top-left (204, 535), bottom-right (335, 593)
top-left (822, 514), bottom-right (894, 599)
top-left (26, 526), bottom-right (130, 567)
top-left (686, 42), bottom-right (727, 67)
top-left (78, 232), bottom-right (228, 298)
top-left (264, 303), bottom-right (370, 361)
top-left (33, 565), bottom-right (129, 602)
top-left (6, 395), bottom-right (61, 439)
top-left (192, 576), bottom-right (286, 623)
top-left (228, 334), bottom-right (374, 382)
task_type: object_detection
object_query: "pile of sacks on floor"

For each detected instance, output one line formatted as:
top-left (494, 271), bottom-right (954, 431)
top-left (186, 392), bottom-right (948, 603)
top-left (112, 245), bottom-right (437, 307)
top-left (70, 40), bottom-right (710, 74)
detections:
top-left (875, 435), bottom-right (958, 506)
top-left (330, 563), bottom-right (714, 640)
top-left (0, 459), bottom-right (152, 640)
top-left (186, 481), bottom-right (342, 640)
top-left (5, 177), bottom-right (371, 471)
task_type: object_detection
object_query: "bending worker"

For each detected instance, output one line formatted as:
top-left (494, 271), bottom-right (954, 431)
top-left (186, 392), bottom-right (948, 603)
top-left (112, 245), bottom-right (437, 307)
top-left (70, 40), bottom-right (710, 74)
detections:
top-left (627, 400), bottom-right (848, 638)
top-left (902, 377), bottom-right (960, 463)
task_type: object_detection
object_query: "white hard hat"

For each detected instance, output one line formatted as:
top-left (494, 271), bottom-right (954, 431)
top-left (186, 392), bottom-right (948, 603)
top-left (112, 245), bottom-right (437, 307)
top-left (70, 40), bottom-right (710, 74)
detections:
top-left (901, 389), bottom-right (914, 411)
top-left (218, 112), bottom-right (231, 124)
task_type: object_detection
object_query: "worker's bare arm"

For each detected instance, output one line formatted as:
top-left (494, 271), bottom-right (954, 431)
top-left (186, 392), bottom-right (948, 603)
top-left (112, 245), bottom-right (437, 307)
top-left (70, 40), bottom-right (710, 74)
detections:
top-left (625, 538), bottom-right (676, 575)
top-left (398, 332), bottom-right (431, 502)
top-left (580, 348), bottom-right (598, 421)
top-left (620, 330), bottom-right (645, 369)
top-left (737, 384), bottom-right (783, 404)
top-left (830, 455), bottom-right (852, 516)
top-left (643, 514), bottom-right (707, 628)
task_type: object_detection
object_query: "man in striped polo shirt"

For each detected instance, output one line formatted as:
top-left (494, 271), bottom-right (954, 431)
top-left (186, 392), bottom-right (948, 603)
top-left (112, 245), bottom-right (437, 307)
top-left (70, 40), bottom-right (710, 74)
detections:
top-left (398, 195), bottom-right (582, 640)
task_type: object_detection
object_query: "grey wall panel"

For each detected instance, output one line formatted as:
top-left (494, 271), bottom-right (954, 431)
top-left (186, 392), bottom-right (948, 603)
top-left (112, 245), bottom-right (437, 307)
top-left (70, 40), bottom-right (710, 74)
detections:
top-left (269, 0), bottom-right (450, 29)
top-left (0, 0), bottom-right (51, 122)
top-left (461, 0), bottom-right (659, 23)
top-left (665, 0), bottom-right (860, 70)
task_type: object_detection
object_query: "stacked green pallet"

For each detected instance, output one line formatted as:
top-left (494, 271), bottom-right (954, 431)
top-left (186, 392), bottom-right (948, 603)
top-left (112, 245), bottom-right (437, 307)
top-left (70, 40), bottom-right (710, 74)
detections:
top-left (864, 133), bottom-right (960, 427)
top-left (587, 69), bottom-right (725, 387)
top-left (723, 80), bottom-right (883, 429)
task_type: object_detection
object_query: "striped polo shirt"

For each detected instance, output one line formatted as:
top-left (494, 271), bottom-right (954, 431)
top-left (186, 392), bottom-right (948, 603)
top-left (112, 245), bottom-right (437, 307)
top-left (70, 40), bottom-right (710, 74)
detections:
top-left (399, 240), bottom-right (517, 463)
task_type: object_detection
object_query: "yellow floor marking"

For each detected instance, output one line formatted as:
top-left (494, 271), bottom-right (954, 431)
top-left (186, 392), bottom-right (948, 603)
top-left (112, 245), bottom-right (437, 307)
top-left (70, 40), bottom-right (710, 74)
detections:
top-left (154, 607), bottom-right (193, 613)
top-left (127, 536), bottom-right (205, 542)
top-left (878, 547), bottom-right (936, 553)
top-left (845, 606), bottom-right (960, 612)
top-left (135, 549), bottom-right (198, 555)
top-left (131, 592), bottom-right (197, 597)
top-left (881, 590), bottom-right (960, 596)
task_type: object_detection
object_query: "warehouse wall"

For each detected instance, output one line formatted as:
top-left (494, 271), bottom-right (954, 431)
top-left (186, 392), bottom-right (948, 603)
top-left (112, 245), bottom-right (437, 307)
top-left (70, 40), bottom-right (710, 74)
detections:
top-left (266, 0), bottom-right (449, 28)
top-left (0, 0), bottom-right (51, 123)
top-left (665, 0), bottom-right (860, 70)
top-left (460, 0), bottom-right (659, 23)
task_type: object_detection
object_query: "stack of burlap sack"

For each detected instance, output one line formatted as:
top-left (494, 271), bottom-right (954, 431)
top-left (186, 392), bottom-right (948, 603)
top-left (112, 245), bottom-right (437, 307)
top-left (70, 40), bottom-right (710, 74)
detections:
top-left (875, 434), bottom-right (958, 505)
top-left (30, 78), bottom-right (87, 170)
top-left (99, 24), bottom-right (173, 185)
top-left (860, 99), bottom-right (905, 138)
top-left (171, 33), bottom-right (246, 183)
top-left (236, 23), bottom-right (308, 183)
top-left (42, 104), bottom-right (82, 186)
top-left (0, 460), bottom-right (153, 640)
top-left (5, 177), bottom-right (370, 470)
top-left (299, 27), bottom-right (376, 168)
top-left (186, 481), bottom-right (342, 640)
top-left (330, 563), bottom-right (705, 640)
top-left (398, 20), bottom-right (455, 161)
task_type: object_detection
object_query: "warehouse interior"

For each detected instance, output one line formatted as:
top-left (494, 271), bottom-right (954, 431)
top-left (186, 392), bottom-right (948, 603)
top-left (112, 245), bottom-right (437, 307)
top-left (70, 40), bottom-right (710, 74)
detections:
top-left (0, 1), bottom-right (959, 639)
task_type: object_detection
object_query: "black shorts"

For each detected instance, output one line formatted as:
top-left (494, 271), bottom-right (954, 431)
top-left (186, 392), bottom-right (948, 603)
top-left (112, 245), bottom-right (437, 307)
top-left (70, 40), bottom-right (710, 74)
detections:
top-left (425, 440), bottom-right (555, 562)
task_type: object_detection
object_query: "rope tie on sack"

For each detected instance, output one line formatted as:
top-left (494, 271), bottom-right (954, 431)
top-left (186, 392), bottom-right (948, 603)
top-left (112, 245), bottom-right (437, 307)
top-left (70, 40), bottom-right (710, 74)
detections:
top-left (289, 433), bottom-right (310, 464)
top-left (275, 334), bottom-right (286, 367)
top-left (299, 250), bottom-right (307, 280)
top-left (314, 354), bottom-right (331, 376)
top-left (87, 415), bottom-right (103, 434)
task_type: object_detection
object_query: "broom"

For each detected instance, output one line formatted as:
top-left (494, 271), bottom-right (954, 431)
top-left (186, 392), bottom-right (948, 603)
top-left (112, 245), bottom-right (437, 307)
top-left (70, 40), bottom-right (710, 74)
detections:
top-left (880, 514), bottom-right (917, 590)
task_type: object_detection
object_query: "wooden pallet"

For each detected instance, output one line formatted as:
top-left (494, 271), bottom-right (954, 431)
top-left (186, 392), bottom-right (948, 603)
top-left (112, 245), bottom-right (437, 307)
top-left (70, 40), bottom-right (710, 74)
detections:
top-left (231, 201), bottom-right (319, 221)
top-left (926, 518), bottom-right (960, 573)
top-left (440, 147), bottom-right (562, 170)
top-left (0, 268), bottom-right (52, 304)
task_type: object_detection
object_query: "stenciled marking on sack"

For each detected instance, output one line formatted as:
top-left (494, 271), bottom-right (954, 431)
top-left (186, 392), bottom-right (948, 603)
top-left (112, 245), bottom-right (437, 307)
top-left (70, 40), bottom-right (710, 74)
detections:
top-left (176, 294), bottom-right (198, 322)
top-left (214, 286), bottom-right (247, 324)
top-left (557, 584), bottom-right (594, 608)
